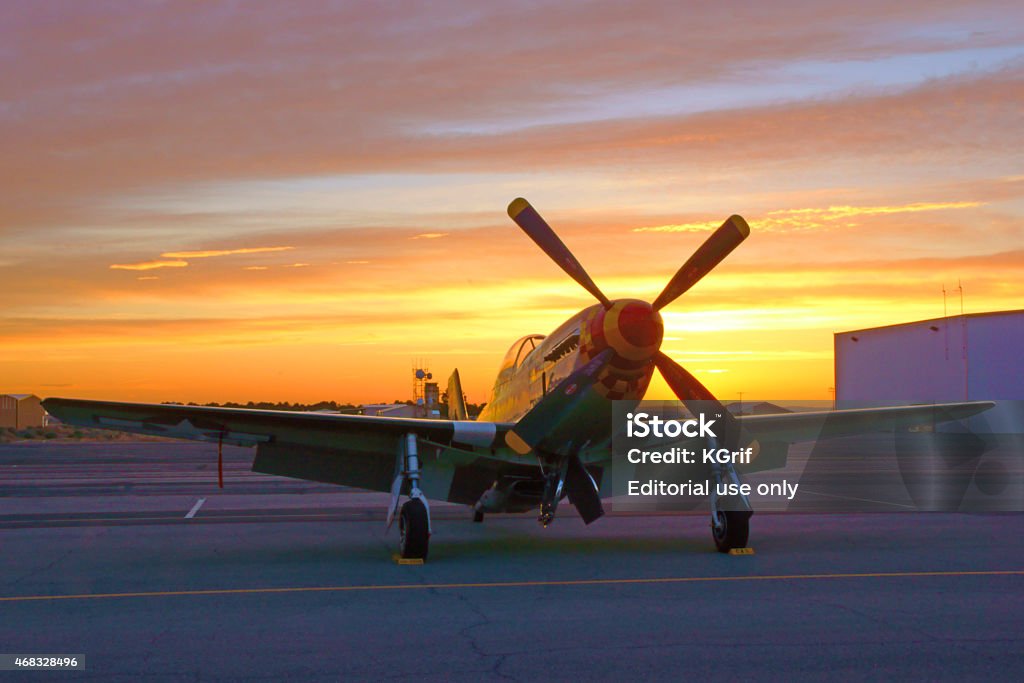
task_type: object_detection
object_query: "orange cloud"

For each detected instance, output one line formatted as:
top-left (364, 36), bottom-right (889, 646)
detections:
top-left (634, 201), bottom-right (985, 233)
top-left (410, 233), bottom-right (449, 240)
top-left (161, 246), bottom-right (294, 258)
top-left (109, 260), bottom-right (189, 271)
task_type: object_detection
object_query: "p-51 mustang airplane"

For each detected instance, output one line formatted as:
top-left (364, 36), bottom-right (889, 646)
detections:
top-left (43, 198), bottom-right (993, 560)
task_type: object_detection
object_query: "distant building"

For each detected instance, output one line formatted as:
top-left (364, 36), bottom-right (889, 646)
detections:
top-left (363, 396), bottom-right (441, 419)
top-left (362, 403), bottom-right (420, 418)
top-left (0, 394), bottom-right (45, 429)
top-left (423, 381), bottom-right (440, 418)
top-left (727, 401), bottom-right (792, 416)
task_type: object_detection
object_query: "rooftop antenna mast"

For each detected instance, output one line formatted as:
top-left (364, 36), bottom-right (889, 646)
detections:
top-left (412, 359), bottom-right (433, 417)
top-left (942, 285), bottom-right (949, 360)
top-left (959, 281), bottom-right (968, 400)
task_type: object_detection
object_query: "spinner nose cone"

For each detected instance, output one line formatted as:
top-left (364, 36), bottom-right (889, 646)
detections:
top-left (605, 299), bottom-right (663, 361)
top-left (619, 300), bottom-right (663, 348)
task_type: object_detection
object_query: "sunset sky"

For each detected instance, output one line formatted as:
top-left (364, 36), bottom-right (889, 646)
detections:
top-left (2, 1), bottom-right (1022, 405)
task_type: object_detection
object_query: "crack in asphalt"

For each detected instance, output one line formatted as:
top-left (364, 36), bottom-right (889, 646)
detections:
top-left (452, 591), bottom-right (518, 682)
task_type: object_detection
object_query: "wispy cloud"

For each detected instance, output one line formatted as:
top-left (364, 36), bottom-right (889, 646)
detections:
top-left (161, 246), bottom-right (294, 258)
top-left (109, 260), bottom-right (188, 271)
top-left (111, 246), bottom-right (296, 274)
top-left (410, 233), bottom-right (449, 240)
top-left (634, 201), bottom-right (985, 233)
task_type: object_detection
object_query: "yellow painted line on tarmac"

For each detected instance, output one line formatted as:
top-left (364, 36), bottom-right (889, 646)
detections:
top-left (2, 570), bottom-right (1022, 603)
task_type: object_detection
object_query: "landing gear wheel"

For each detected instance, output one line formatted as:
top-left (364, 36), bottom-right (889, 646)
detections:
top-left (712, 510), bottom-right (750, 553)
top-left (399, 498), bottom-right (429, 560)
top-left (472, 509), bottom-right (485, 523)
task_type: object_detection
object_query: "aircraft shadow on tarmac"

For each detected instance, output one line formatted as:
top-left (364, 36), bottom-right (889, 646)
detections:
top-left (116, 520), bottom-right (717, 570)
top-left (427, 529), bottom-right (711, 561)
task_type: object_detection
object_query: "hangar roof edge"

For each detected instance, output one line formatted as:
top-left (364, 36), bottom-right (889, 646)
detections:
top-left (835, 308), bottom-right (1024, 337)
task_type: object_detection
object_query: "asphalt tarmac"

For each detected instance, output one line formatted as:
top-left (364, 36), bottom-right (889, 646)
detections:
top-left (1, 442), bottom-right (1022, 681)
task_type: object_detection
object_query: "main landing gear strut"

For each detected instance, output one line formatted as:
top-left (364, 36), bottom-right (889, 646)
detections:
top-left (538, 457), bottom-right (569, 527)
top-left (536, 452), bottom-right (604, 527)
top-left (387, 433), bottom-right (431, 560)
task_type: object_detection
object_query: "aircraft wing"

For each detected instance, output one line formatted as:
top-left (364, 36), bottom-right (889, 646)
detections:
top-left (43, 397), bottom-right (512, 449)
top-left (737, 401), bottom-right (995, 443)
top-left (41, 398), bottom-right (518, 498)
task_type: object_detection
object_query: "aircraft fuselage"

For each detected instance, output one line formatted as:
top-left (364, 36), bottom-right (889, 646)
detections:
top-left (478, 299), bottom-right (663, 456)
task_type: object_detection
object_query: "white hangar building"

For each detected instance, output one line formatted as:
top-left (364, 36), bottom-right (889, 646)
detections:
top-left (835, 309), bottom-right (1023, 511)
top-left (835, 309), bottom-right (1024, 432)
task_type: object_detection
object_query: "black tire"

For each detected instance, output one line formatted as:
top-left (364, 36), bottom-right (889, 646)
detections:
top-left (399, 498), bottom-right (430, 560)
top-left (712, 510), bottom-right (751, 553)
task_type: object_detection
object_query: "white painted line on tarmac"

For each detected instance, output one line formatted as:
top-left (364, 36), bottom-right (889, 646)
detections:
top-left (185, 498), bottom-right (206, 519)
top-left (799, 489), bottom-right (916, 509)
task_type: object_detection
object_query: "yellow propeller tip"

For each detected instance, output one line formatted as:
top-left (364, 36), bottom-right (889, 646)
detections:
top-left (508, 197), bottom-right (531, 219)
top-left (505, 430), bottom-right (532, 455)
top-left (728, 214), bottom-right (751, 238)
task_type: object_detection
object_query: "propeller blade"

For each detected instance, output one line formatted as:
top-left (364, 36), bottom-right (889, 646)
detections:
top-left (654, 351), bottom-right (740, 445)
top-left (651, 215), bottom-right (750, 311)
top-left (508, 198), bottom-right (612, 308)
top-left (565, 453), bottom-right (604, 524)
